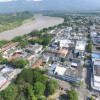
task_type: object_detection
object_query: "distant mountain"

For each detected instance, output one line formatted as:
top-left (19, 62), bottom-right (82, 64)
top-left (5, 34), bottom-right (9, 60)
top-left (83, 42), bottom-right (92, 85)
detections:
top-left (0, 0), bottom-right (100, 13)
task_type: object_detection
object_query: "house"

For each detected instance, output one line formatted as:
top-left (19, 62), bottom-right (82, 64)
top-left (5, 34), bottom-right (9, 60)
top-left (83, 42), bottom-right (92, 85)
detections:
top-left (58, 49), bottom-right (68, 58)
top-left (0, 42), bottom-right (18, 53)
top-left (91, 61), bottom-right (100, 91)
top-left (9, 53), bottom-right (20, 60)
top-left (25, 44), bottom-right (43, 55)
top-left (0, 76), bottom-right (8, 88)
top-left (31, 58), bottom-right (43, 69)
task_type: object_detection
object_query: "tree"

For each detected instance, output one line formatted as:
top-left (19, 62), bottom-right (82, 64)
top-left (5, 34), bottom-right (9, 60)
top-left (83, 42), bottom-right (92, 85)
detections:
top-left (11, 59), bottom-right (28, 68)
top-left (71, 81), bottom-right (76, 86)
top-left (96, 47), bottom-right (100, 51)
top-left (33, 70), bottom-right (48, 85)
top-left (88, 55), bottom-right (92, 59)
top-left (16, 92), bottom-right (26, 100)
top-left (12, 36), bottom-right (23, 42)
top-left (44, 69), bottom-right (49, 74)
top-left (1, 58), bottom-right (9, 64)
top-left (34, 82), bottom-right (45, 98)
top-left (87, 43), bottom-right (93, 51)
top-left (30, 30), bottom-right (41, 37)
top-left (0, 53), bottom-right (3, 62)
top-left (90, 96), bottom-right (95, 100)
top-left (32, 95), bottom-right (37, 100)
top-left (47, 79), bottom-right (59, 95)
top-left (0, 84), bottom-right (18, 100)
top-left (39, 97), bottom-right (46, 100)
top-left (61, 57), bottom-right (65, 62)
top-left (26, 84), bottom-right (37, 100)
top-left (16, 68), bottom-right (33, 84)
top-left (78, 81), bottom-right (83, 87)
top-left (18, 41), bottom-right (28, 48)
top-left (67, 90), bottom-right (78, 100)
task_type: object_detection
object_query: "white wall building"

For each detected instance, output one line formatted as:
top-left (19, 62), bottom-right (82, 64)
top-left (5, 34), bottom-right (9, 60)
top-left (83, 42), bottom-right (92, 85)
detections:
top-left (91, 61), bottom-right (100, 91)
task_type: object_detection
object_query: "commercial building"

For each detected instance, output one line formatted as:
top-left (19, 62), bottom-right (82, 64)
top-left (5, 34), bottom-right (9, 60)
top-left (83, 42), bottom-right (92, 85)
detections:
top-left (91, 61), bottom-right (100, 91)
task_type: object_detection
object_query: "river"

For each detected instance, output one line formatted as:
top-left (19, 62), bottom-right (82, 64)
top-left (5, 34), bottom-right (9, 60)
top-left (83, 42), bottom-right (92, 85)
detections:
top-left (0, 15), bottom-right (64, 40)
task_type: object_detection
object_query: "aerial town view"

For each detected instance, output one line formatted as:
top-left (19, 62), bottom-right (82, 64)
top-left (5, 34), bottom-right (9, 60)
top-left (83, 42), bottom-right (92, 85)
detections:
top-left (0, 0), bottom-right (100, 100)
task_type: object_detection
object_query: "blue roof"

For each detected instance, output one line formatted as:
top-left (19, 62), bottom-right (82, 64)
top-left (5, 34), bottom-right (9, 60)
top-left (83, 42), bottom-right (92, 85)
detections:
top-left (92, 54), bottom-right (100, 58)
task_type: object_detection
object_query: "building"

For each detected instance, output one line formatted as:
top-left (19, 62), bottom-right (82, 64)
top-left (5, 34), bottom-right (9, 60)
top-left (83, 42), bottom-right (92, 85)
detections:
top-left (75, 41), bottom-right (86, 52)
top-left (54, 66), bottom-right (66, 76)
top-left (0, 76), bottom-right (8, 88)
top-left (90, 32), bottom-right (97, 38)
top-left (25, 44), bottom-right (43, 55)
top-left (58, 49), bottom-right (68, 58)
top-left (65, 64), bottom-right (83, 83)
top-left (90, 25), bottom-right (95, 30)
top-left (59, 40), bottom-right (71, 48)
top-left (91, 61), bottom-right (100, 91)
top-left (0, 42), bottom-right (18, 53)
top-left (31, 59), bottom-right (43, 69)
top-left (65, 27), bottom-right (72, 32)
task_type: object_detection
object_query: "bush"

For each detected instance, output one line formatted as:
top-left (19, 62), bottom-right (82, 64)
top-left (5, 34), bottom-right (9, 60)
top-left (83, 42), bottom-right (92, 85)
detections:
top-left (67, 90), bottom-right (78, 100)
top-left (61, 57), bottom-right (65, 62)
top-left (47, 79), bottom-right (59, 95)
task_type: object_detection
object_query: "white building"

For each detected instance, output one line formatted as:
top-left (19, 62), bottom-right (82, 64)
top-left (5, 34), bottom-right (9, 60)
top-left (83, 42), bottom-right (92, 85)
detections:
top-left (90, 32), bottom-right (97, 38)
top-left (52, 39), bottom-right (71, 48)
top-left (75, 41), bottom-right (86, 52)
top-left (59, 40), bottom-right (71, 48)
top-left (91, 61), bottom-right (100, 91)
top-left (90, 25), bottom-right (95, 30)
top-left (65, 27), bottom-right (72, 32)
top-left (54, 66), bottom-right (66, 76)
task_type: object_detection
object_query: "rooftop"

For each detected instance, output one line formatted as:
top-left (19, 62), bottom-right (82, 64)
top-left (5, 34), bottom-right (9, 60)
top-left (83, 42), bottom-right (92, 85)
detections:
top-left (58, 49), bottom-right (68, 54)
top-left (31, 58), bottom-right (43, 69)
top-left (75, 40), bottom-right (86, 51)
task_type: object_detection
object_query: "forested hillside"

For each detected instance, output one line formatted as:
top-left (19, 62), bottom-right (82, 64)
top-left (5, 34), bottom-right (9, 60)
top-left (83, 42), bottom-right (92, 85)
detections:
top-left (0, 11), bottom-right (33, 33)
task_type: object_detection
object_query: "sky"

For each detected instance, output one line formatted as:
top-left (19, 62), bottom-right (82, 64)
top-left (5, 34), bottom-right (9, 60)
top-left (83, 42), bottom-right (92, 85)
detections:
top-left (0, 0), bottom-right (100, 13)
top-left (0, 0), bottom-right (42, 1)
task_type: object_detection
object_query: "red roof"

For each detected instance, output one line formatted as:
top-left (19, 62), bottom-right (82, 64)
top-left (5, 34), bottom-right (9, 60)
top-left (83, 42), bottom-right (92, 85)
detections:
top-left (9, 53), bottom-right (20, 60)
top-left (0, 42), bottom-right (18, 53)
top-left (32, 36), bottom-right (38, 40)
